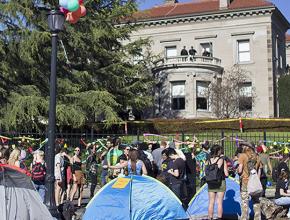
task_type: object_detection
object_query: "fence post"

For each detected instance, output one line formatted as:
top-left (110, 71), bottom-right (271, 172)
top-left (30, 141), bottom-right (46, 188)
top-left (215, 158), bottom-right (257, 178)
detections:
top-left (91, 126), bottom-right (94, 141)
top-left (263, 130), bottom-right (267, 145)
top-left (221, 130), bottom-right (225, 148)
top-left (182, 132), bottom-right (185, 149)
top-left (137, 129), bottom-right (140, 142)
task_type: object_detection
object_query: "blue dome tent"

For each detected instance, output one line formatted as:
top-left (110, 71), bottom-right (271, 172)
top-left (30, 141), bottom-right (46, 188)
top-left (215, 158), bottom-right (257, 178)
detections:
top-left (83, 175), bottom-right (189, 220)
top-left (187, 177), bottom-right (253, 219)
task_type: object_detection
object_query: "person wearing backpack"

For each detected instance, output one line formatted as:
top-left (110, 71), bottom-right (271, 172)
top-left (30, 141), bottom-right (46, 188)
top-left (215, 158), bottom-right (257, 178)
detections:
top-left (274, 169), bottom-right (290, 218)
top-left (30, 150), bottom-right (46, 202)
top-left (86, 145), bottom-right (99, 198)
top-left (256, 144), bottom-right (272, 197)
top-left (238, 144), bottom-right (263, 220)
top-left (205, 145), bottom-right (228, 220)
top-left (137, 147), bottom-right (154, 177)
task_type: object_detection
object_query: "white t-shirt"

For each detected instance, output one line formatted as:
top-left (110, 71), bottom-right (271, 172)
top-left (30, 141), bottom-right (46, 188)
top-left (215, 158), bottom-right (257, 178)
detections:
top-left (54, 153), bottom-right (63, 180)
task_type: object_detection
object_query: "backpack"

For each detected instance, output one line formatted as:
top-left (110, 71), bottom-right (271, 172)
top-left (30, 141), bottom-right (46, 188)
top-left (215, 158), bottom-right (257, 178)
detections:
top-left (138, 150), bottom-right (154, 177)
top-left (205, 157), bottom-right (223, 187)
top-left (58, 201), bottom-right (76, 220)
top-left (31, 162), bottom-right (46, 182)
top-left (247, 158), bottom-right (257, 174)
top-left (246, 157), bottom-right (263, 197)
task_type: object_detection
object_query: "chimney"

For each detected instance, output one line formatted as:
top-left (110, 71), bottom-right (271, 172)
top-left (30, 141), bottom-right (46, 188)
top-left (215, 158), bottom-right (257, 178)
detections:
top-left (164, 0), bottom-right (179, 5)
top-left (219, 0), bottom-right (230, 9)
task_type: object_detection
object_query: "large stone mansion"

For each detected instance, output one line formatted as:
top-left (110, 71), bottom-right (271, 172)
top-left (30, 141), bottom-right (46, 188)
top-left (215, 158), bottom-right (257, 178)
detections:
top-left (129, 0), bottom-right (290, 119)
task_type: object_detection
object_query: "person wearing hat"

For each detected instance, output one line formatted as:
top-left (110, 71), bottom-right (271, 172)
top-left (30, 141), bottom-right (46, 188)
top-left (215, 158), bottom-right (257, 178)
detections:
top-left (257, 143), bottom-right (272, 197)
top-left (238, 143), bottom-right (263, 220)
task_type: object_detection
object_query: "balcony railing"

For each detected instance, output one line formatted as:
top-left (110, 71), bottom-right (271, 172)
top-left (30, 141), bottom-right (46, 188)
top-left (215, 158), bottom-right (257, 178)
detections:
top-left (153, 55), bottom-right (222, 70)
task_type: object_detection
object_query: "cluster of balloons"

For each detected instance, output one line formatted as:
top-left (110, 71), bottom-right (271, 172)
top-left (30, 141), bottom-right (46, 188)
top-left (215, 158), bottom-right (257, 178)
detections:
top-left (59, 0), bottom-right (86, 24)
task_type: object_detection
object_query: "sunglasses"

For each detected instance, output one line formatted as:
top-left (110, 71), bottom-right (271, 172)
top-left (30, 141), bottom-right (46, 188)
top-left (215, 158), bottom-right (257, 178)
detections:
top-left (125, 148), bottom-right (130, 150)
top-left (75, 149), bottom-right (80, 152)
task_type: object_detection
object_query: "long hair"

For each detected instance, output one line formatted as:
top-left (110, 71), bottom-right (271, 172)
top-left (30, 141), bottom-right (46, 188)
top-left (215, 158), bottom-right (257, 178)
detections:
top-left (8, 148), bottom-right (20, 166)
top-left (243, 146), bottom-right (257, 160)
top-left (128, 149), bottom-right (138, 173)
top-left (279, 170), bottom-right (288, 180)
top-left (210, 145), bottom-right (222, 158)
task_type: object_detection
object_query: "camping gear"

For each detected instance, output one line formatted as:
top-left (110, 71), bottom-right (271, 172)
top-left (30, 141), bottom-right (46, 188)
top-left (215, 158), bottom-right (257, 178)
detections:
top-left (83, 175), bottom-right (189, 220)
top-left (0, 164), bottom-right (53, 220)
top-left (259, 197), bottom-right (286, 219)
top-left (187, 177), bottom-right (254, 219)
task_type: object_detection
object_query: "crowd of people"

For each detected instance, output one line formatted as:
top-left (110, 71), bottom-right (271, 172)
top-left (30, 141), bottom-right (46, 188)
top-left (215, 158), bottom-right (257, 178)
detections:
top-left (1, 136), bottom-right (290, 219)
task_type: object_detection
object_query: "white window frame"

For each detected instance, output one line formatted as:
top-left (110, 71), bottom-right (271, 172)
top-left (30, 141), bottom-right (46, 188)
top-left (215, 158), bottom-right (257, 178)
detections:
top-left (196, 81), bottom-right (210, 111)
top-left (165, 46), bottom-right (177, 58)
top-left (237, 40), bottom-right (251, 63)
top-left (200, 42), bottom-right (213, 57)
top-left (171, 81), bottom-right (185, 110)
top-left (239, 82), bottom-right (252, 111)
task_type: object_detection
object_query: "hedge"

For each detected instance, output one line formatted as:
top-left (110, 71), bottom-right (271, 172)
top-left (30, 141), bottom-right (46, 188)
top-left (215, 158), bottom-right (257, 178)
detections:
top-left (279, 75), bottom-right (290, 117)
top-left (121, 118), bottom-right (290, 134)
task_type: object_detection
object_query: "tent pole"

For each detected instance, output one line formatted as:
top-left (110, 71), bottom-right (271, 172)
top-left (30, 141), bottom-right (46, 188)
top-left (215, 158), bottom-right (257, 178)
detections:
top-left (129, 175), bottom-right (133, 220)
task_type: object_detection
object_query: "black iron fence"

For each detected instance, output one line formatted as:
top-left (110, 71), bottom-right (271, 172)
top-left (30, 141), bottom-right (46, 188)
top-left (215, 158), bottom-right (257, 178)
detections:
top-left (1, 130), bottom-right (290, 158)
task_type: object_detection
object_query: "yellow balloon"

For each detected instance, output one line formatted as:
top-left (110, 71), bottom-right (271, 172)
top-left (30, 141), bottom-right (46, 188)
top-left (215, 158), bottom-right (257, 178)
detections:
top-left (64, 143), bottom-right (68, 148)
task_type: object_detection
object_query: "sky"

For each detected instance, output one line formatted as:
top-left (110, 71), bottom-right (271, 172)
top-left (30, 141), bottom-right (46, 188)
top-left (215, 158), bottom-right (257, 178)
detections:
top-left (137, 0), bottom-right (290, 33)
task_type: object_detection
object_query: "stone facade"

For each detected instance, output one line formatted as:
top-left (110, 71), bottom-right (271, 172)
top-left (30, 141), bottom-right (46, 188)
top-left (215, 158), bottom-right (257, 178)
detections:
top-left (129, 0), bottom-right (289, 119)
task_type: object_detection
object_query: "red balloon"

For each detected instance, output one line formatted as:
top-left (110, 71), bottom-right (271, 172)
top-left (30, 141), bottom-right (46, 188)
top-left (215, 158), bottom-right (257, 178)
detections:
top-left (66, 12), bottom-right (79, 24)
top-left (72, 7), bottom-right (82, 18)
top-left (80, 5), bottom-right (86, 17)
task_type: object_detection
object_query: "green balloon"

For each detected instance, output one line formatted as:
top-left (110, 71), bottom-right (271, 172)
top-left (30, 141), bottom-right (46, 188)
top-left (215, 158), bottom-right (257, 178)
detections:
top-left (67, 0), bottom-right (79, 12)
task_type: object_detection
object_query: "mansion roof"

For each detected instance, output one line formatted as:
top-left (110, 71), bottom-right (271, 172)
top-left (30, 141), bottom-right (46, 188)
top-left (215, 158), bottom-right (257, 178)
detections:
top-left (134, 0), bottom-right (274, 21)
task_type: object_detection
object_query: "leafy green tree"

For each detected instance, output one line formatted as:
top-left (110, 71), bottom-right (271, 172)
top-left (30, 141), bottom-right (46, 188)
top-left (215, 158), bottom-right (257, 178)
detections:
top-left (278, 75), bottom-right (290, 117)
top-left (0, 0), bottom-right (154, 131)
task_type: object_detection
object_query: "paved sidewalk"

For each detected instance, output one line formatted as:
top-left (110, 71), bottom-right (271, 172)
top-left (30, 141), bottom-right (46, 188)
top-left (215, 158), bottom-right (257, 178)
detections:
top-left (73, 184), bottom-right (101, 219)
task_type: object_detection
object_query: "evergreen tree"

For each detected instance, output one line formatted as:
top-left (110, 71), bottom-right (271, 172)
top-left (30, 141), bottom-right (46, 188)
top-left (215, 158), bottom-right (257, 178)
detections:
top-left (278, 75), bottom-right (290, 117)
top-left (0, 0), bottom-right (154, 131)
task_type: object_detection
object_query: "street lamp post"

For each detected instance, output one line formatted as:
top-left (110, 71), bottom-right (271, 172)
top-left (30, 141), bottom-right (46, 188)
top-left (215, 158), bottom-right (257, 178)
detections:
top-left (45, 9), bottom-right (65, 218)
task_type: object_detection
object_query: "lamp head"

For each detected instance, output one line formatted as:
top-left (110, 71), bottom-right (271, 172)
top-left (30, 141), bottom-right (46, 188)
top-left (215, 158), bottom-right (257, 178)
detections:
top-left (48, 10), bottom-right (65, 33)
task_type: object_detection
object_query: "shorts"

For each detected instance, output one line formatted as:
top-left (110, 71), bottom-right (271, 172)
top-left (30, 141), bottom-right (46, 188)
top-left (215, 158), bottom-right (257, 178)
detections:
top-left (74, 170), bottom-right (84, 185)
top-left (208, 180), bottom-right (226, 192)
